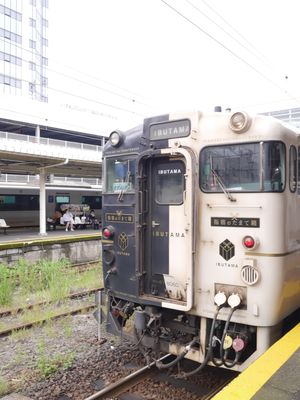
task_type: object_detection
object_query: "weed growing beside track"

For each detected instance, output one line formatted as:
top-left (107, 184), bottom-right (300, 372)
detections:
top-left (0, 259), bottom-right (103, 397)
top-left (0, 263), bottom-right (16, 305)
top-left (0, 259), bottom-right (103, 310)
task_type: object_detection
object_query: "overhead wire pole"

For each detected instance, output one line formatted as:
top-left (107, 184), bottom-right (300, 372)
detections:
top-left (39, 168), bottom-right (47, 236)
top-left (38, 159), bottom-right (69, 236)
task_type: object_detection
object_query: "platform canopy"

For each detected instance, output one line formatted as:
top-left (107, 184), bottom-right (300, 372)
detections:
top-left (0, 117), bottom-right (103, 178)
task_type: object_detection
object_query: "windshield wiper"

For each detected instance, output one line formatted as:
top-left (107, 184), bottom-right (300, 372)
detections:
top-left (117, 169), bottom-right (131, 202)
top-left (211, 168), bottom-right (236, 202)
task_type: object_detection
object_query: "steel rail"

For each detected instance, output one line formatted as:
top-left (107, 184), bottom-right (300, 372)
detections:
top-left (83, 354), bottom-right (173, 400)
top-left (0, 303), bottom-right (97, 337)
top-left (0, 287), bottom-right (102, 318)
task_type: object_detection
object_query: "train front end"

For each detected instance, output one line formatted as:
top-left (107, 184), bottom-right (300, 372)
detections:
top-left (101, 111), bottom-right (300, 372)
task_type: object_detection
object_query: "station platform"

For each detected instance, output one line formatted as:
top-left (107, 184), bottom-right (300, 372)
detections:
top-left (0, 227), bottom-right (102, 265)
top-left (0, 226), bottom-right (101, 247)
top-left (213, 323), bottom-right (300, 400)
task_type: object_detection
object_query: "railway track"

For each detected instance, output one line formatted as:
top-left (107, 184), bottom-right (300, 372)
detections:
top-left (84, 354), bottom-right (172, 400)
top-left (83, 356), bottom-right (236, 400)
top-left (0, 286), bottom-right (102, 318)
top-left (0, 287), bottom-right (102, 337)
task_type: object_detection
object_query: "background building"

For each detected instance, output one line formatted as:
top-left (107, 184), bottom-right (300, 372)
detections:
top-left (261, 108), bottom-right (300, 130)
top-left (0, 0), bottom-right (48, 102)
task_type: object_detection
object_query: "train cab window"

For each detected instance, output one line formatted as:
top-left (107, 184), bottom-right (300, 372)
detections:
top-left (154, 160), bottom-right (185, 204)
top-left (105, 157), bottom-right (135, 193)
top-left (289, 145), bottom-right (297, 193)
top-left (200, 142), bottom-right (285, 193)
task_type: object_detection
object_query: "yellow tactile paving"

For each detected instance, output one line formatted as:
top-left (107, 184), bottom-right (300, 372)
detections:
top-left (212, 323), bottom-right (300, 400)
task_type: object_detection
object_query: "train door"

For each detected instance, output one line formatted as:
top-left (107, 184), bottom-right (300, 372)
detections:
top-left (141, 149), bottom-right (194, 311)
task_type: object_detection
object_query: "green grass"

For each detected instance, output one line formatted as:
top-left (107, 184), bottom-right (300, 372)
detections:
top-left (0, 259), bottom-right (102, 310)
top-left (36, 339), bottom-right (76, 377)
top-left (0, 377), bottom-right (9, 396)
top-left (9, 327), bottom-right (32, 341)
top-left (0, 260), bottom-right (102, 393)
top-left (17, 258), bottom-right (70, 294)
top-left (0, 263), bottom-right (16, 306)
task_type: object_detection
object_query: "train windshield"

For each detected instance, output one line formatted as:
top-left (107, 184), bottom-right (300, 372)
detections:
top-left (200, 141), bottom-right (285, 192)
top-left (105, 157), bottom-right (135, 193)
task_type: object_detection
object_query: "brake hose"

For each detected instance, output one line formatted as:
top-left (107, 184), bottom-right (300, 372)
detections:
top-left (223, 347), bottom-right (242, 368)
top-left (179, 305), bottom-right (222, 377)
top-left (214, 293), bottom-right (242, 367)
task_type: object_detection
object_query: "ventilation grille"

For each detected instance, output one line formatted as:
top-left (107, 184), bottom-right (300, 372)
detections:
top-left (241, 265), bottom-right (260, 285)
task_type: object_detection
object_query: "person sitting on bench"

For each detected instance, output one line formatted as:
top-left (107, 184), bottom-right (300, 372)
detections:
top-left (62, 208), bottom-right (74, 232)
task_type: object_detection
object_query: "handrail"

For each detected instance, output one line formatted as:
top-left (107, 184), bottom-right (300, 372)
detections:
top-left (0, 130), bottom-right (102, 153)
top-left (0, 173), bottom-right (102, 186)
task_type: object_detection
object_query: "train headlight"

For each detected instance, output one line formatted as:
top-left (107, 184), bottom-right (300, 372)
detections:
top-left (109, 130), bottom-right (123, 147)
top-left (102, 225), bottom-right (114, 239)
top-left (242, 235), bottom-right (259, 250)
top-left (229, 111), bottom-right (251, 133)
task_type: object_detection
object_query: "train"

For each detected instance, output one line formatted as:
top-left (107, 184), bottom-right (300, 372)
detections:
top-left (0, 186), bottom-right (102, 227)
top-left (101, 109), bottom-right (300, 374)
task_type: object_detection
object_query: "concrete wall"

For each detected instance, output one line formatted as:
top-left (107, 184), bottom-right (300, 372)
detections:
top-left (0, 239), bottom-right (101, 266)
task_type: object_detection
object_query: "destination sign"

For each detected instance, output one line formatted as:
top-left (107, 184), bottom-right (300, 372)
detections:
top-left (211, 217), bottom-right (260, 228)
top-left (149, 119), bottom-right (190, 141)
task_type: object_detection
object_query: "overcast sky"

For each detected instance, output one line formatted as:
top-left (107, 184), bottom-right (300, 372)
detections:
top-left (48, 0), bottom-right (300, 132)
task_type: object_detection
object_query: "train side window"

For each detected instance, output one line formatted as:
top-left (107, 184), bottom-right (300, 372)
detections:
top-left (0, 194), bottom-right (39, 211)
top-left (264, 141), bottom-right (285, 192)
top-left (0, 195), bottom-right (16, 206)
top-left (55, 195), bottom-right (70, 205)
top-left (289, 146), bottom-right (297, 193)
top-left (81, 196), bottom-right (102, 209)
top-left (154, 160), bottom-right (185, 204)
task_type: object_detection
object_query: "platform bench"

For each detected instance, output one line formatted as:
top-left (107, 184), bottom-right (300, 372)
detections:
top-left (0, 219), bottom-right (10, 234)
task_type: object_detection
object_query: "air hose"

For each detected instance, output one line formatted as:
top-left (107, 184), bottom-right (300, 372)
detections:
top-left (155, 291), bottom-right (227, 375)
top-left (156, 337), bottom-right (198, 369)
top-left (179, 305), bottom-right (222, 377)
top-left (213, 293), bottom-right (242, 368)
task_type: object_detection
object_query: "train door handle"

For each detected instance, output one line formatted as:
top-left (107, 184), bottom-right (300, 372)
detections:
top-left (152, 220), bottom-right (160, 228)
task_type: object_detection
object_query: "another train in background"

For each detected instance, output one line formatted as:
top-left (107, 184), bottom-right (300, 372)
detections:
top-left (0, 186), bottom-right (102, 227)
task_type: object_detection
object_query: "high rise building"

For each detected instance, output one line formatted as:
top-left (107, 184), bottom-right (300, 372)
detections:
top-left (0, 0), bottom-right (48, 102)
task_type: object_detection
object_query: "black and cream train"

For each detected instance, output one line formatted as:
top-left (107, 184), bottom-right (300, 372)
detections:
top-left (101, 110), bottom-right (300, 373)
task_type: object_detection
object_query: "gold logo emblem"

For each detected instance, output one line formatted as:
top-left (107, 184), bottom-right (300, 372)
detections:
top-left (118, 232), bottom-right (128, 251)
